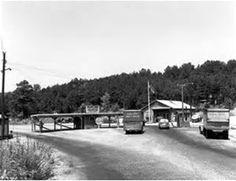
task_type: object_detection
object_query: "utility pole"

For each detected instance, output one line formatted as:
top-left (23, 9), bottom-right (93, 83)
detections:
top-left (177, 82), bottom-right (193, 127)
top-left (1, 51), bottom-right (11, 139)
top-left (1, 51), bottom-right (6, 139)
top-left (147, 81), bottom-right (151, 123)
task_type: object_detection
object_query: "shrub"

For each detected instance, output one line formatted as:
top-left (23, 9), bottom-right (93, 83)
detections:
top-left (0, 137), bottom-right (54, 180)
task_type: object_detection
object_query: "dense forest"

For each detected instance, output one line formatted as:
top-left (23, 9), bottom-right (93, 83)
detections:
top-left (2, 60), bottom-right (236, 118)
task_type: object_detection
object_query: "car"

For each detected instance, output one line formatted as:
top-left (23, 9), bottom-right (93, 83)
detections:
top-left (158, 119), bottom-right (170, 129)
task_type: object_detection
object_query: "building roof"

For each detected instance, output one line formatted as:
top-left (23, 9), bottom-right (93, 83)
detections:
top-left (31, 112), bottom-right (123, 119)
top-left (142, 99), bottom-right (195, 110)
top-left (206, 108), bottom-right (229, 112)
top-left (157, 100), bottom-right (194, 109)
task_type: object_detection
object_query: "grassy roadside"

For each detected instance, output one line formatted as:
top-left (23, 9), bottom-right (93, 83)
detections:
top-left (0, 136), bottom-right (55, 180)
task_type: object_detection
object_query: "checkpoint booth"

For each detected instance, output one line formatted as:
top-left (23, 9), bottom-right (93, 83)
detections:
top-left (0, 115), bottom-right (10, 139)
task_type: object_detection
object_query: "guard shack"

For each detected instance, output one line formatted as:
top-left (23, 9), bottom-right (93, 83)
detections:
top-left (0, 115), bottom-right (10, 140)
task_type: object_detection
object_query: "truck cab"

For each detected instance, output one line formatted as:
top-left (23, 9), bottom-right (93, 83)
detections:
top-left (123, 110), bottom-right (144, 134)
top-left (199, 108), bottom-right (230, 139)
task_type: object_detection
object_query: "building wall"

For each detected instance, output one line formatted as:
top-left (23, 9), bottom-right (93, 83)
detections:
top-left (143, 109), bottom-right (154, 122)
top-left (153, 109), bottom-right (171, 122)
top-left (143, 101), bottom-right (170, 123)
top-left (142, 101), bottom-right (194, 123)
top-left (84, 116), bottom-right (97, 129)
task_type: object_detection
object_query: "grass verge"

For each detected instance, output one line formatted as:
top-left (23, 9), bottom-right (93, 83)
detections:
top-left (0, 136), bottom-right (54, 180)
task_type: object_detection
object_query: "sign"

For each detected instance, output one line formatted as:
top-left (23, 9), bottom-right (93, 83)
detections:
top-left (207, 111), bottom-right (229, 121)
top-left (95, 117), bottom-right (103, 125)
top-left (85, 105), bottom-right (100, 113)
top-left (123, 110), bottom-right (142, 122)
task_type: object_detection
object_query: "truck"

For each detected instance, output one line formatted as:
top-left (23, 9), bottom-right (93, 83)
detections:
top-left (199, 108), bottom-right (230, 139)
top-left (123, 110), bottom-right (144, 134)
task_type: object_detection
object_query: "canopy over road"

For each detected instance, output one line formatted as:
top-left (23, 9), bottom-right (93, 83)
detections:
top-left (31, 112), bottom-right (123, 132)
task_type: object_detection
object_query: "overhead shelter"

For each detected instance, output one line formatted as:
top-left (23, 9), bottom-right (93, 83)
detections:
top-left (141, 99), bottom-right (195, 125)
top-left (31, 112), bottom-right (123, 132)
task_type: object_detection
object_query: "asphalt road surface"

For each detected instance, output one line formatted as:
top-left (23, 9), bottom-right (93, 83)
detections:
top-left (15, 126), bottom-right (236, 180)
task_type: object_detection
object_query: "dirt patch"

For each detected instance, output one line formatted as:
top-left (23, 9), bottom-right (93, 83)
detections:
top-left (52, 151), bottom-right (86, 180)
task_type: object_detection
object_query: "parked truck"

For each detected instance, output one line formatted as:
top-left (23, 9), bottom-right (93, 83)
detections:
top-left (199, 108), bottom-right (230, 139)
top-left (123, 110), bottom-right (144, 134)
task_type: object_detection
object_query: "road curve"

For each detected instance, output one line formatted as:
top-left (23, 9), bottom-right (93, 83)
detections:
top-left (14, 126), bottom-right (236, 180)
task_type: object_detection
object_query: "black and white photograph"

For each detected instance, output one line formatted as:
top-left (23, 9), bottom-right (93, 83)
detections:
top-left (1, 0), bottom-right (236, 180)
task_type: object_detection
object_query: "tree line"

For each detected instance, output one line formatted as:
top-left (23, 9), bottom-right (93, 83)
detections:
top-left (2, 60), bottom-right (236, 119)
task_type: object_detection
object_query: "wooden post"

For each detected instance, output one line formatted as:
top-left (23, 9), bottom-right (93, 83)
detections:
top-left (31, 120), bottom-right (33, 132)
top-left (108, 116), bottom-right (111, 128)
top-left (83, 116), bottom-right (86, 129)
top-left (83, 116), bottom-right (85, 129)
top-left (34, 121), bottom-right (36, 132)
top-left (40, 120), bottom-right (42, 133)
top-left (54, 118), bottom-right (56, 131)
top-left (116, 116), bottom-right (119, 128)
top-left (81, 117), bottom-right (83, 129)
top-left (93, 116), bottom-right (96, 128)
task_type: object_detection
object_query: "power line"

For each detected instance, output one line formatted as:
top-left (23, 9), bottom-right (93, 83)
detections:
top-left (8, 62), bottom-right (76, 80)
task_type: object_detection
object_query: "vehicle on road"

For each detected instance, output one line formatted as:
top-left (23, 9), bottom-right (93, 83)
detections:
top-left (158, 118), bottom-right (170, 129)
top-left (123, 110), bottom-right (144, 134)
top-left (199, 108), bottom-right (230, 139)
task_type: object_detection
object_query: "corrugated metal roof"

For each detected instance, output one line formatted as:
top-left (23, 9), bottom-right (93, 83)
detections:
top-left (157, 100), bottom-right (194, 109)
top-left (207, 108), bottom-right (229, 112)
top-left (152, 107), bottom-right (170, 110)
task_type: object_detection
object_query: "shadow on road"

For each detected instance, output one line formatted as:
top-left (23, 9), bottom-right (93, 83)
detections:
top-left (152, 127), bottom-right (236, 159)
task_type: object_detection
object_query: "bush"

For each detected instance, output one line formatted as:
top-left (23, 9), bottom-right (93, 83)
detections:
top-left (0, 137), bottom-right (54, 180)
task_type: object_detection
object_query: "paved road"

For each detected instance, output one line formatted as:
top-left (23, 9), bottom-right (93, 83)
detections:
top-left (15, 126), bottom-right (236, 180)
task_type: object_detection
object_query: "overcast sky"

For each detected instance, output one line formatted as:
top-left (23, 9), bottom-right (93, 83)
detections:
top-left (1, 1), bottom-right (236, 92)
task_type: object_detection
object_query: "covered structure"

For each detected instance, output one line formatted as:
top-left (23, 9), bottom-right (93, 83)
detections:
top-left (0, 115), bottom-right (10, 140)
top-left (141, 99), bottom-right (195, 126)
top-left (31, 112), bottom-right (123, 132)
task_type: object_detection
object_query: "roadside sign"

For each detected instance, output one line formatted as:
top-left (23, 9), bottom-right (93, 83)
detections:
top-left (95, 117), bottom-right (103, 125)
top-left (86, 105), bottom-right (100, 113)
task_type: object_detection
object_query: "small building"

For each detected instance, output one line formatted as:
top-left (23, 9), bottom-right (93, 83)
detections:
top-left (0, 115), bottom-right (10, 139)
top-left (141, 99), bottom-right (195, 126)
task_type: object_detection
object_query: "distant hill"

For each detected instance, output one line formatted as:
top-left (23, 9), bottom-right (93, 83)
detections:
top-left (4, 60), bottom-right (236, 118)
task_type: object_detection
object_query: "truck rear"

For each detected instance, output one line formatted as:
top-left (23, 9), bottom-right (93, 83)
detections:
top-left (123, 110), bottom-right (144, 134)
top-left (199, 108), bottom-right (230, 139)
